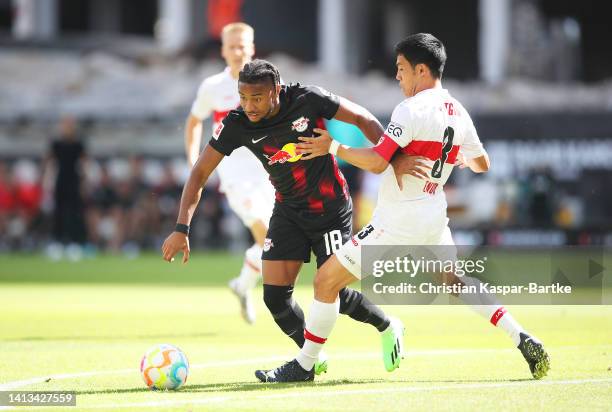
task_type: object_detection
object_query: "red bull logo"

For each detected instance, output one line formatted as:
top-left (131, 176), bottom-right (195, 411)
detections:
top-left (265, 143), bottom-right (302, 165)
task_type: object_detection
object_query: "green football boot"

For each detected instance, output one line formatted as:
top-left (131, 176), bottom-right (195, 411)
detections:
top-left (314, 350), bottom-right (328, 375)
top-left (381, 317), bottom-right (405, 372)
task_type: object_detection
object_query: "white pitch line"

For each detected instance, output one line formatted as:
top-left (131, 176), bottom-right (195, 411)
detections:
top-left (2, 344), bottom-right (611, 408)
top-left (0, 348), bottom-right (517, 392)
top-left (0, 356), bottom-right (283, 392)
top-left (75, 377), bottom-right (612, 410)
top-left (2, 345), bottom-right (611, 392)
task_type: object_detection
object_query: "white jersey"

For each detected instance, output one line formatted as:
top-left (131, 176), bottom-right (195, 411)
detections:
top-left (372, 87), bottom-right (485, 229)
top-left (191, 67), bottom-right (269, 191)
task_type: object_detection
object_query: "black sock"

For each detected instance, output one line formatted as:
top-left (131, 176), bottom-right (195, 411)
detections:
top-left (263, 284), bottom-right (305, 348)
top-left (339, 287), bottom-right (390, 332)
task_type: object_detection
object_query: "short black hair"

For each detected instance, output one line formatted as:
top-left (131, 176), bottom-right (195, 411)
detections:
top-left (394, 33), bottom-right (447, 79)
top-left (238, 59), bottom-right (280, 86)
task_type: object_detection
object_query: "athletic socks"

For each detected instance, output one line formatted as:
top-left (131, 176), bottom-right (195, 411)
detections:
top-left (296, 299), bottom-right (340, 371)
top-left (339, 287), bottom-right (391, 332)
top-left (494, 309), bottom-right (524, 347)
top-left (458, 276), bottom-right (525, 346)
top-left (263, 284), bottom-right (306, 348)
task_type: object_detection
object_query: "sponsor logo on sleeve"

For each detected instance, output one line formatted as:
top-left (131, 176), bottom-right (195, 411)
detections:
top-left (385, 122), bottom-right (404, 139)
top-left (212, 122), bottom-right (224, 140)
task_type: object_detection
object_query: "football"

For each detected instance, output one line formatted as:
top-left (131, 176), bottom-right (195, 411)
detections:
top-left (140, 344), bottom-right (189, 390)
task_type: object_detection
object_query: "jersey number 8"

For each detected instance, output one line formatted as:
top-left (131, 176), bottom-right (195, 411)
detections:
top-left (431, 126), bottom-right (454, 179)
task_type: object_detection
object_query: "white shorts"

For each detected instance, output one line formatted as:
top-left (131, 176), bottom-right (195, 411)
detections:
top-left (336, 215), bottom-right (456, 280)
top-left (223, 181), bottom-right (275, 228)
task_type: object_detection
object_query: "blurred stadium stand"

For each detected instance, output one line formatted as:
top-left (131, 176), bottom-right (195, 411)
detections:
top-left (0, 0), bottom-right (611, 255)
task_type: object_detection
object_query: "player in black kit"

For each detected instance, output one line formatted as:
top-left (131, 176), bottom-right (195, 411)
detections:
top-left (162, 59), bottom-right (404, 376)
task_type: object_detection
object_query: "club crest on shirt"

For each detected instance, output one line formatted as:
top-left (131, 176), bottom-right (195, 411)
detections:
top-left (291, 116), bottom-right (309, 133)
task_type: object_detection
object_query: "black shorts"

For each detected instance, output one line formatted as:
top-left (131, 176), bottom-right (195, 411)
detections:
top-left (262, 199), bottom-right (353, 268)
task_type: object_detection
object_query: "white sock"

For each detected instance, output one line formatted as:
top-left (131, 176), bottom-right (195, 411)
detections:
top-left (235, 244), bottom-right (262, 293)
top-left (457, 276), bottom-right (524, 346)
top-left (495, 311), bottom-right (525, 346)
top-left (296, 298), bottom-right (340, 371)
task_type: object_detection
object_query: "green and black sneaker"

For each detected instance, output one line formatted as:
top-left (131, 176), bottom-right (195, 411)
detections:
top-left (518, 332), bottom-right (550, 379)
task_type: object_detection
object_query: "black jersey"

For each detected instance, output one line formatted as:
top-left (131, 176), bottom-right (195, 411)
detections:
top-left (209, 83), bottom-right (349, 213)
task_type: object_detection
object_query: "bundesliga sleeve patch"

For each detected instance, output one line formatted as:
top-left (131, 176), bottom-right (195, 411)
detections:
top-left (212, 122), bottom-right (224, 140)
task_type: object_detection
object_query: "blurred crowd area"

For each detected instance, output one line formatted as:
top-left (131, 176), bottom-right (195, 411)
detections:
top-left (0, 152), bottom-right (239, 258)
top-left (2, 115), bottom-right (609, 256)
top-left (0, 117), bottom-right (233, 257)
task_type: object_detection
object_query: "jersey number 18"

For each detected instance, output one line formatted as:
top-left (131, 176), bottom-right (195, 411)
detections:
top-left (324, 230), bottom-right (343, 256)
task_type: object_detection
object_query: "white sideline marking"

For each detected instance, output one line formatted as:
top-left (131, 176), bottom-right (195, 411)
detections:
top-left (0, 348), bottom-right (514, 391)
top-left (1, 346), bottom-right (611, 410)
top-left (2, 345), bottom-right (610, 391)
top-left (0, 356), bottom-right (283, 391)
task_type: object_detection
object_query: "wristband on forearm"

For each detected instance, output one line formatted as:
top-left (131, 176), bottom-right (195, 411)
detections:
top-left (329, 140), bottom-right (341, 156)
top-left (175, 223), bottom-right (190, 235)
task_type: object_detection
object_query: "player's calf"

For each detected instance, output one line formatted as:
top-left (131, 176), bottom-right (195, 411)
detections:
top-left (313, 256), bottom-right (357, 302)
top-left (256, 298), bottom-right (338, 383)
top-left (262, 284), bottom-right (306, 347)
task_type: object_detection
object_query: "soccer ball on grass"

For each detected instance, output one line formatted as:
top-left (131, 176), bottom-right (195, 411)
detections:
top-left (140, 344), bottom-right (189, 390)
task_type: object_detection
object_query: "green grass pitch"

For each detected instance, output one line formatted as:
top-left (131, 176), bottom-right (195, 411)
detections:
top-left (1, 252), bottom-right (611, 411)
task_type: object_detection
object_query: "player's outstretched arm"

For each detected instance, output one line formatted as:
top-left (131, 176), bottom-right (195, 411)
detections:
top-left (333, 97), bottom-right (384, 144)
top-left (296, 128), bottom-right (389, 174)
top-left (161, 144), bottom-right (224, 263)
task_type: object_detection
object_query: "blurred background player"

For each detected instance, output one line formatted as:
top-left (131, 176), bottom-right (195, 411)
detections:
top-left (185, 23), bottom-right (274, 324)
top-left (41, 116), bottom-right (88, 259)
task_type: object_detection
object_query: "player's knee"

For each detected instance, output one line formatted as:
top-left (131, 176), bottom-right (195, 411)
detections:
top-left (262, 284), bottom-right (293, 313)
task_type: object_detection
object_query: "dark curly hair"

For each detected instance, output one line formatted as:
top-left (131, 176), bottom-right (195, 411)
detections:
top-left (238, 59), bottom-right (280, 86)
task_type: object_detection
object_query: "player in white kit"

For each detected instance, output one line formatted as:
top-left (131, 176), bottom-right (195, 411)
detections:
top-left (185, 23), bottom-right (274, 324)
top-left (256, 33), bottom-right (550, 382)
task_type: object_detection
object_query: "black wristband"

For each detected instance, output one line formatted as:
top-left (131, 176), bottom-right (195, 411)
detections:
top-left (175, 223), bottom-right (190, 235)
